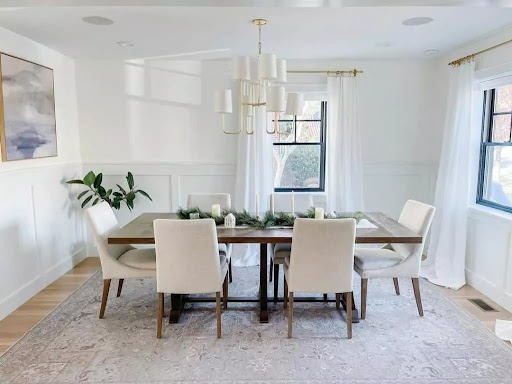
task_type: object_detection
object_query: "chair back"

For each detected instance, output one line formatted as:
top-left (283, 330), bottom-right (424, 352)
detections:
top-left (187, 193), bottom-right (231, 211)
top-left (288, 218), bottom-right (356, 294)
top-left (273, 193), bottom-right (313, 213)
top-left (391, 200), bottom-right (436, 264)
top-left (154, 219), bottom-right (222, 294)
top-left (85, 202), bottom-right (132, 278)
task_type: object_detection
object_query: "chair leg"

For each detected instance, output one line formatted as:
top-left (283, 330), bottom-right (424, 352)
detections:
top-left (216, 291), bottom-right (222, 338)
top-left (157, 292), bottom-right (164, 339)
top-left (228, 260), bottom-right (233, 283)
top-left (393, 278), bottom-right (400, 295)
top-left (283, 277), bottom-right (288, 309)
top-left (99, 279), bottom-right (111, 319)
top-left (361, 278), bottom-right (368, 320)
top-left (117, 279), bottom-right (124, 297)
top-left (412, 278), bottom-right (424, 317)
top-left (222, 275), bottom-right (228, 309)
top-left (288, 292), bottom-right (294, 339)
top-left (269, 259), bottom-right (273, 282)
top-left (336, 293), bottom-right (341, 310)
top-left (273, 263), bottom-right (279, 303)
top-left (346, 292), bottom-right (352, 339)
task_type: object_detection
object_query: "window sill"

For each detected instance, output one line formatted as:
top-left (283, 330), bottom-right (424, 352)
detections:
top-left (468, 203), bottom-right (512, 225)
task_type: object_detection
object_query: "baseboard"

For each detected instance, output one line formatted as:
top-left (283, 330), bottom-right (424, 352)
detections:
top-left (0, 247), bottom-right (88, 321)
top-left (466, 268), bottom-right (512, 313)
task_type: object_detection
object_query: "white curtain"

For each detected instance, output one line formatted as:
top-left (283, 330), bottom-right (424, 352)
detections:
top-left (232, 105), bottom-right (274, 266)
top-left (326, 75), bottom-right (364, 212)
top-left (421, 60), bottom-right (475, 290)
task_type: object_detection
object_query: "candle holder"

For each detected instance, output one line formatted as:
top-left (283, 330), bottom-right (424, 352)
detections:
top-left (190, 213), bottom-right (200, 220)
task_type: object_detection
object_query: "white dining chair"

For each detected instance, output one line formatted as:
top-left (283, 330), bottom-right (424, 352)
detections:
top-left (86, 202), bottom-right (156, 319)
top-left (354, 200), bottom-right (435, 319)
top-left (154, 219), bottom-right (229, 339)
top-left (270, 193), bottom-right (314, 302)
top-left (283, 218), bottom-right (356, 339)
top-left (187, 193), bottom-right (233, 283)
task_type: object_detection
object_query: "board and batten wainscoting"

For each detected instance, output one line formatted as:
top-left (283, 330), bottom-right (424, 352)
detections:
top-left (82, 161), bottom-right (436, 253)
top-left (0, 162), bottom-right (88, 321)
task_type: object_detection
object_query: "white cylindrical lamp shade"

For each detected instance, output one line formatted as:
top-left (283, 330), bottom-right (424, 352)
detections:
top-left (285, 93), bottom-right (305, 116)
top-left (266, 86), bottom-right (286, 112)
top-left (258, 53), bottom-right (277, 79)
top-left (214, 90), bottom-right (232, 114)
top-left (276, 59), bottom-right (287, 83)
top-left (232, 56), bottom-right (251, 81)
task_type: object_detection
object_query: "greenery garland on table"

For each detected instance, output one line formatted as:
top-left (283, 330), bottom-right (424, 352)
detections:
top-left (177, 207), bottom-right (363, 228)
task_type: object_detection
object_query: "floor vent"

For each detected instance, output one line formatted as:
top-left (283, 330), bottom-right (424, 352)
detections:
top-left (469, 298), bottom-right (498, 312)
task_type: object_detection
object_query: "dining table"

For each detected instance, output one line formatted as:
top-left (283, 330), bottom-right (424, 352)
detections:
top-left (108, 212), bottom-right (422, 324)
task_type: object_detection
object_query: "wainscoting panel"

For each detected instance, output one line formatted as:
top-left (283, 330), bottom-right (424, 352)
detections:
top-left (466, 207), bottom-right (512, 312)
top-left (0, 162), bottom-right (87, 321)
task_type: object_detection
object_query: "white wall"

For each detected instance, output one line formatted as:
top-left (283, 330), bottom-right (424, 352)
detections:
top-left (441, 27), bottom-right (512, 311)
top-left (76, 57), bottom-right (442, 226)
top-left (287, 59), bottom-right (443, 217)
top-left (0, 27), bottom-right (85, 320)
top-left (75, 58), bottom-right (238, 227)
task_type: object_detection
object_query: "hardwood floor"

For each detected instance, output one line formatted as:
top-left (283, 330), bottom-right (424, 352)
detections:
top-left (0, 257), bottom-right (101, 355)
top-left (0, 257), bottom-right (510, 355)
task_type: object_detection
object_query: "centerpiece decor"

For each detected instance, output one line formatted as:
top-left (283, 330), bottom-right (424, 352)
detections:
top-left (177, 207), bottom-right (363, 229)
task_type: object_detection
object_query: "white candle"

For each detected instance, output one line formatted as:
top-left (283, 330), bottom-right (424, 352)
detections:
top-left (212, 204), bottom-right (221, 217)
top-left (255, 192), bottom-right (259, 218)
top-left (270, 193), bottom-right (275, 215)
top-left (291, 191), bottom-right (295, 216)
top-left (315, 207), bottom-right (325, 220)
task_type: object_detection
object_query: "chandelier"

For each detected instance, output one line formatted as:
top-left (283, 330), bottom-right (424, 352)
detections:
top-left (214, 19), bottom-right (304, 135)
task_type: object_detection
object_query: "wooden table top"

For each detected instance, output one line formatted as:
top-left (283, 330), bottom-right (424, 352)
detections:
top-left (107, 212), bottom-right (422, 244)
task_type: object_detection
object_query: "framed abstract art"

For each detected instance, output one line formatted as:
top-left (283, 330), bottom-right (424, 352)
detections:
top-left (0, 53), bottom-right (57, 161)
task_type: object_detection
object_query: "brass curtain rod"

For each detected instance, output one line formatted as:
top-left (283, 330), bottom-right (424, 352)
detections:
top-left (449, 38), bottom-right (512, 66)
top-left (287, 69), bottom-right (363, 76)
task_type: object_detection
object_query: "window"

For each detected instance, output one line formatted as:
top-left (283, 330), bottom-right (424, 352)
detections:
top-left (477, 84), bottom-right (512, 213)
top-left (272, 100), bottom-right (327, 192)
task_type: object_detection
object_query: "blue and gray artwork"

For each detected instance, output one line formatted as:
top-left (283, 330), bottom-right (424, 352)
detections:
top-left (1, 54), bottom-right (57, 161)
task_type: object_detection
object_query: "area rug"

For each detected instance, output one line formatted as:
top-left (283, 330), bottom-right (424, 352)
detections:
top-left (1, 266), bottom-right (512, 384)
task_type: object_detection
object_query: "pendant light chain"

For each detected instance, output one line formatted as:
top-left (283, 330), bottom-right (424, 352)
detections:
top-left (258, 23), bottom-right (262, 56)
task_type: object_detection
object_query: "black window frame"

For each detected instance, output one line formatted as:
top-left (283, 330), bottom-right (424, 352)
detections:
top-left (477, 87), bottom-right (512, 213)
top-left (273, 101), bottom-right (327, 192)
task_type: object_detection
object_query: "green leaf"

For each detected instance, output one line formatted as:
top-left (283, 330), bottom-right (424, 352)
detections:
top-left (83, 171), bottom-right (96, 187)
top-left (93, 173), bottom-right (103, 188)
top-left (77, 190), bottom-right (89, 199)
top-left (98, 186), bottom-right (107, 197)
top-left (126, 172), bottom-right (134, 190)
top-left (116, 184), bottom-right (127, 194)
top-left (126, 199), bottom-right (134, 210)
top-left (106, 189), bottom-right (112, 198)
top-left (113, 191), bottom-right (123, 197)
top-left (81, 195), bottom-right (93, 208)
top-left (126, 192), bottom-right (136, 202)
top-left (92, 198), bottom-right (99, 206)
top-left (136, 189), bottom-right (152, 201)
top-left (66, 179), bottom-right (84, 184)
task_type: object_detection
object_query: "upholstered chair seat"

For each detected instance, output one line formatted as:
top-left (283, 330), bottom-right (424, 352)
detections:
top-left (86, 202), bottom-right (156, 319)
top-left (354, 200), bottom-right (435, 320)
top-left (187, 193), bottom-right (234, 282)
top-left (283, 218), bottom-right (356, 339)
top-left (154, 219), bottom-right (229, 339)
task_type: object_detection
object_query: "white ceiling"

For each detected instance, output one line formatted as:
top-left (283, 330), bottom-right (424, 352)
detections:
top-left (0, 2), bottom-right (511, 60)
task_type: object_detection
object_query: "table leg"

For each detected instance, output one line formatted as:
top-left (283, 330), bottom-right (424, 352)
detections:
top-left (169, 294), bottom-right (183, 324)
top-left (259, 243), bottom-right (269, 323)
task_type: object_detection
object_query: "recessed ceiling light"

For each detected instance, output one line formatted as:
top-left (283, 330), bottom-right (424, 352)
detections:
top-left (402, 17), bottom-right (433, 26)
top-left (82, 16), bottom-right (114, 26)
top-left (424, 49), bottom-right (439, 56)
top-left (117, 41), bottom-right (134, 47)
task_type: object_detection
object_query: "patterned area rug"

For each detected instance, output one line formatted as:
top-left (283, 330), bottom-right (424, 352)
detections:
top-left (1, 265), bottom-right (512, 383)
